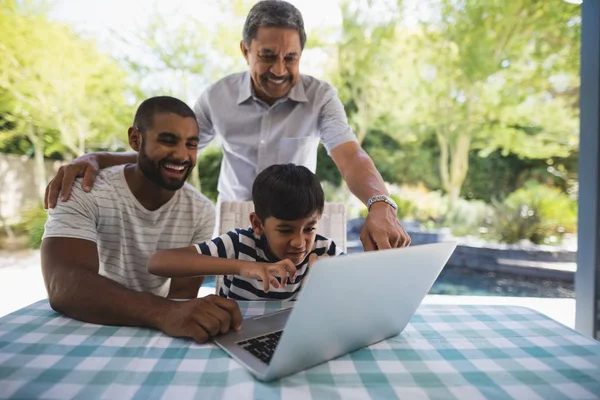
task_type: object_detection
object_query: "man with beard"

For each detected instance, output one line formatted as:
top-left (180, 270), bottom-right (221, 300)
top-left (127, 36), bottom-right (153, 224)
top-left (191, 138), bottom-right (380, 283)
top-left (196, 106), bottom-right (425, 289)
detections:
top-left (45, 0), bottom-right (411, 251)
top-left (41, 96), bottom-right (242, 343)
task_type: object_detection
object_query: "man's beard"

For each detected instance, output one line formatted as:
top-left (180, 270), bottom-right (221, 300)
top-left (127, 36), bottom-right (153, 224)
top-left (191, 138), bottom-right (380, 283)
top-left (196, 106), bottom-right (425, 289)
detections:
top-left (138, 145), bottom-right (193, 191)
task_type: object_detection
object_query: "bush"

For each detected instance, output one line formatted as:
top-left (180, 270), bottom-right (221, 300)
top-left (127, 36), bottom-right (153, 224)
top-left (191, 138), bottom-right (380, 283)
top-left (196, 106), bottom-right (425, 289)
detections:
top-left (394, 184), bottom-right (447, 224)
top-left (491, 182), bottom-right (577, 244)
top-left (443, 198), bottom-right (495, 237)
top-left (20, 205), bottom-right (48, 249)
top-left (316, 144), bottom-right (343, 185)
top-left (196, 145), bottom-right (222, 202)
top-left (463, 150), bottom-right (578, 203)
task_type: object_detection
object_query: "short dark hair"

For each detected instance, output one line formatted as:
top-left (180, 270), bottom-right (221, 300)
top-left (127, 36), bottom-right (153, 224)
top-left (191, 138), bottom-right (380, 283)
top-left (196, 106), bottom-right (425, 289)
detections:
top-left (133, 96), bottom-right (197, 133)
top-left (243, 0), bottom-right (307, 50)
top-left (252, 163), bottom-right (324, 221)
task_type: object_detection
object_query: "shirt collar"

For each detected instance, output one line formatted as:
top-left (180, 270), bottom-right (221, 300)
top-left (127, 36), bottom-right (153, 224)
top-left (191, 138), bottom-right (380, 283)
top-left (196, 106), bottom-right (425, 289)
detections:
top-left (288, 78), bottom-right (308, 103)
top-left (237, 71), bottom-right (309, 105)
top-left (237, 72), bottom-right (253, 105)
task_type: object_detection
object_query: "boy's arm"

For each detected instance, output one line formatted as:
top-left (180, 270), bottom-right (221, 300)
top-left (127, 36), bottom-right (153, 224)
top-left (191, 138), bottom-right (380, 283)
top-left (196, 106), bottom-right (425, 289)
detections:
top-left (148, 246), bottom-right (297, 292)
top-left (165, 199), bottom-right (214, 299)
top-left (148, 246), bottom-right (246, 277)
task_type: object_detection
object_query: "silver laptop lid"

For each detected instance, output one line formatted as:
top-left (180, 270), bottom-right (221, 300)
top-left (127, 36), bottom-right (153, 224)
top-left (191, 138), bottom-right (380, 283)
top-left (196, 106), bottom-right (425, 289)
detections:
top-left (263, 241), bottom-right (457, 380)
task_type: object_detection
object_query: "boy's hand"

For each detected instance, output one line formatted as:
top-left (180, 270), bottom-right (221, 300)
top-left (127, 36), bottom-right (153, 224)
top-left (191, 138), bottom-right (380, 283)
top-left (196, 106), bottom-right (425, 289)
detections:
top-left (238, 260), bottom-right (297, 292)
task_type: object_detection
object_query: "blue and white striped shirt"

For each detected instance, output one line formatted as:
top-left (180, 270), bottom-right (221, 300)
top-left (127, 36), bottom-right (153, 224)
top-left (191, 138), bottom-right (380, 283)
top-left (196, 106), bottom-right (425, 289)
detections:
top-left (194, 228), bottom-right (342, 300)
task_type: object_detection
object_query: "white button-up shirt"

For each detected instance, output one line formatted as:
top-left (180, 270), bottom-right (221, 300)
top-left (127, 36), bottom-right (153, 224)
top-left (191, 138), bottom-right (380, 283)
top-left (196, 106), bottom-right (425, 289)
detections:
top-left (194, 71), bottom-right (357, 202)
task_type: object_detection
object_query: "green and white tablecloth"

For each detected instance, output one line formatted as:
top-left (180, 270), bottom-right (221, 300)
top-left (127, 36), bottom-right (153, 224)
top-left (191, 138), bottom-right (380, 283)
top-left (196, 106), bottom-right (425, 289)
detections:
top-left (1, 300), bottom-right (599, 399)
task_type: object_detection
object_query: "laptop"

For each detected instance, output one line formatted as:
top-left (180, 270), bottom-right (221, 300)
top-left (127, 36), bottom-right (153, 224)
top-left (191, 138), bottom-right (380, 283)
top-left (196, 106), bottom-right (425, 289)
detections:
top-left (212, 241), bottom-right (457, 381)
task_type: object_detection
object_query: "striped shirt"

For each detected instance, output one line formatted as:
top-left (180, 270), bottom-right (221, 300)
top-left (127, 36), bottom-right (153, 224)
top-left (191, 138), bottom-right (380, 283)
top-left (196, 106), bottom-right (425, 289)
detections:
top-left (43, 165), bottom-right (216, 297)
top-left (194, 228), bottom-right (343, 300)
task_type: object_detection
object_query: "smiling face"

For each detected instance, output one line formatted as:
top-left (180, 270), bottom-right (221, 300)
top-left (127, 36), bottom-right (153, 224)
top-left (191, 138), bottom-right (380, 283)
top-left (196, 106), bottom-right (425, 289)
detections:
top-left (250, 212), bottom-right (320, 266)
top-left (241, 26), bottom-right (302, 104)
top-left (129, 112), bottom-right (199, 191)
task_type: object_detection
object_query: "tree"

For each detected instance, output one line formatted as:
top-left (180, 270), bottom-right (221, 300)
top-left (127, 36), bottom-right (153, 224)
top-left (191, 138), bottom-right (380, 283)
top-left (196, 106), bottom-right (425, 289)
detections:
top-left (0, 1), bottom-right (133, 200)
top-left (330, 0), bottom-right (411, 145)
top-left (114, 2), bottom-right (253, 190)
top-left (409, 0), bottom-right (580, 206)
top-left (330, 0), bottom-right (580, 208)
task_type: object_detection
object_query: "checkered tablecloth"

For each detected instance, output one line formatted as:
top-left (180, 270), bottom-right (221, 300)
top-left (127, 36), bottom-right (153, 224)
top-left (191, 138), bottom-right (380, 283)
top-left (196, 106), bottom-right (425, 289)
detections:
top-left (1, 301), bottom-right (599, 400)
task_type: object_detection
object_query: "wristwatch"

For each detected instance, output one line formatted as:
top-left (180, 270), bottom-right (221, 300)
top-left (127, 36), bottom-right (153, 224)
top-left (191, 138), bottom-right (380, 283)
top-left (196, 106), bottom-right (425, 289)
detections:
top-left (367, 194), bottom-right (398, 212)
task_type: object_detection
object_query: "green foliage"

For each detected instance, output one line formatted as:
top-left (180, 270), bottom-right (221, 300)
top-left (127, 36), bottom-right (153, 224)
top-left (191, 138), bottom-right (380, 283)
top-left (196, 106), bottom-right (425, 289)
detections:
top-left (395, 196), bottom-right (418, 221)
top-left (462, 151), bottom-right (578, 202)
top-left (316, 144), bottom-right (342, 185)
top-left (19, 205), bottom-right (47, 249)
top-left (0, 1), bottom-right (133, 201)
top-left (392, 185), bottom-right (448, 225)
top-left (0, 0), bottom-right (582, 249)
top-left (362, 131), bottom-right (441, 190)
top-left (490, 182), bottom-right (577, 244)
top-left (0, 3), bottom-right (133, 158)
top-left (330, 0), bottom-right (580, 206)
top-left (196, 146), bottom-right (223, 203)
top-left (331, 1), bottom-right (405, 145)
top-left (442, 198), bottom-right (495, 237)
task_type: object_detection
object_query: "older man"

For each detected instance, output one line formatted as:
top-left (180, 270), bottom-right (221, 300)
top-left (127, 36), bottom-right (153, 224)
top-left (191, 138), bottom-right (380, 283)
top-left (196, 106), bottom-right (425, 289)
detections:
top-left (45, 0), bottom-right (410, 251)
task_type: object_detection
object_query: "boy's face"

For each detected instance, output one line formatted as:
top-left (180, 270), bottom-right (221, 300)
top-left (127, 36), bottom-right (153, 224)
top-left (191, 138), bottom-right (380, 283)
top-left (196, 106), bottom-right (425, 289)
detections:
top-left (250, 212), bottom-right (320, 266)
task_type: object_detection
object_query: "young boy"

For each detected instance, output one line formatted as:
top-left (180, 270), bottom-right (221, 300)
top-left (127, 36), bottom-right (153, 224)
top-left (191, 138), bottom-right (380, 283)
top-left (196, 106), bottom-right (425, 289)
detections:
top-left (148, 163), bottom-right (343, 300)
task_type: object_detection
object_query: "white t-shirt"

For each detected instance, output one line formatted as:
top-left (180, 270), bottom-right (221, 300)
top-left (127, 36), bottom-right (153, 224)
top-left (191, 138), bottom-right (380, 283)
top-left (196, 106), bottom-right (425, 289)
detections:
top-left (43, 165), bottom-right (215, 297)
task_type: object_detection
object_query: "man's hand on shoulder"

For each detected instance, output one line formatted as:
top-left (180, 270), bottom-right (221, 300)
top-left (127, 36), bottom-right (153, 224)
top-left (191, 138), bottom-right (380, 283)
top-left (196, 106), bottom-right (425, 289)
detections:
top-left (157, 295), bottom-right (243, 343)
top-left (360, 202), bottom-right (411, 251)
top-left (45, 154), bottom-right (100, 210)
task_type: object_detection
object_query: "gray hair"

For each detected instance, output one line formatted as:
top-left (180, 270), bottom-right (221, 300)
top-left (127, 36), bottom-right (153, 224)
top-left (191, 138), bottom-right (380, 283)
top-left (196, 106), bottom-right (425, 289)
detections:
top-left (242, 0), bottom-right (307, 50)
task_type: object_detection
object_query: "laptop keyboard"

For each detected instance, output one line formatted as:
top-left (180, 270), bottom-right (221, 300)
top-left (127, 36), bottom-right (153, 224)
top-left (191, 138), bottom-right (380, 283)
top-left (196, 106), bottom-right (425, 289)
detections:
top-left (236, 330), bottom-right (283, 364)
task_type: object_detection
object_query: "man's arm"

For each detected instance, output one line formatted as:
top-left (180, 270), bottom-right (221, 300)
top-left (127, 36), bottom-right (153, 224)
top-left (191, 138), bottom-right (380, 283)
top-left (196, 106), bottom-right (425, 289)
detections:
top-left (330, 141), bottom-right (410, 250)
top-left (330, 142), bottom-right (387, 206)
top-left (167, 193), bottom-right (217, 299)
top-left (313, 86), bottom-right (411, 252)
top-left (45, 151), bottom-right (136, 209)
top-left (317, 84), bottom-right (410, 250)
top-left (42, 237), bottom-right (171, 327)
top-left (42, 238), bottom-right (242, 341)
top-left (167, 277), bottom-right (204, 299)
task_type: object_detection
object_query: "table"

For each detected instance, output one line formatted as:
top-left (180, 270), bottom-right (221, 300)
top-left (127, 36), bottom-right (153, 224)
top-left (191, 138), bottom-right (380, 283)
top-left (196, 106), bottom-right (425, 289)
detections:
top-left (1, 301), bottom-right (599, 399)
